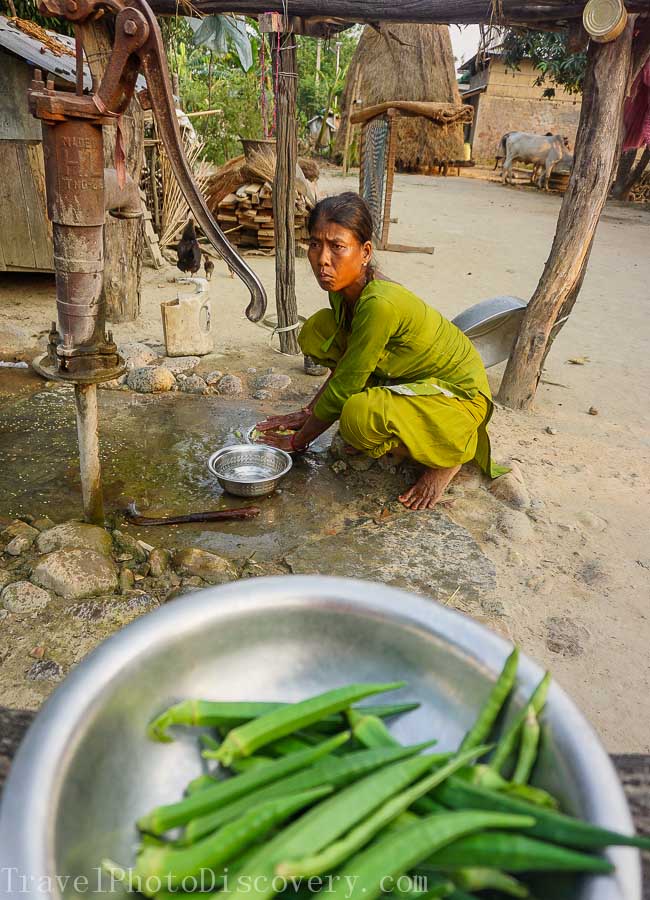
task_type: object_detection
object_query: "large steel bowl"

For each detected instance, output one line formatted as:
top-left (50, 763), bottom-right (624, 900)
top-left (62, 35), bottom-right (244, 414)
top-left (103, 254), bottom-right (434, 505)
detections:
top-left (452, 296), bottom-right (527, 368)
top-left (452, 296), bottom-right (568, 368)
top-left (208, 444), bottom-right (292, 497)
top-left (0, 577), bottom-right (640, 900)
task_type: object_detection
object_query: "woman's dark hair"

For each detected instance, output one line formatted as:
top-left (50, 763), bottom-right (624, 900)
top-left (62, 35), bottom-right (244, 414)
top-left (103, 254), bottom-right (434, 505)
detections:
top-left (308, 192), bottom-right (374, 246)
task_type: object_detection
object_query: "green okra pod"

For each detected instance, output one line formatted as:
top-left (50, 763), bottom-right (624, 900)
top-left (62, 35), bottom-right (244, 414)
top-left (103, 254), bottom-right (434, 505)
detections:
top-left (263, 736), bottom-right (314, 757)
top-left (391, 873), bottom-right (456, 900)
top-left (137, 732), bottom-right (349, 835)
top-left (347, 709), bottom-right (402, 748)
top-left (512, 705), bottom-right (541, 785)
top-left (503, 782), bottom-right (559, 809)
top-left (218, 751), bottom-right (460, 900)
top-left (490, 672), bottom-right (550, 775)
top-left (215, 681), bottom-right (406, 765)
top-left (459, 647), bottom-right (519, 752)
top-left (105, 787), bottom-right (332, 894)
top-left (148, 699), bottom-right (419, 743)
top-left (276, 745), bottom-right (491, 877)
top-left (316, 810), bottom-right (535, 900)
top-left (310, 701), bottom-right (421, 734)
top-left (421, 829), bottom-right (614, 873)
top-left (451, 868), bottom-right (529, 898)
top-left (433, 775), bottom-right (650, 850)
top-left (184, 741), bottom-right (438, 845)
top-left (228, 757), bottom-right (276, 773)
top-left (185, 773), bottom-right (218, 794)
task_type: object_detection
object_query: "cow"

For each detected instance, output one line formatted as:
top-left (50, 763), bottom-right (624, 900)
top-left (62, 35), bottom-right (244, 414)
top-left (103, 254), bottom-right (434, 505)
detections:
top-left (495, 132), bottom-right (570, 190)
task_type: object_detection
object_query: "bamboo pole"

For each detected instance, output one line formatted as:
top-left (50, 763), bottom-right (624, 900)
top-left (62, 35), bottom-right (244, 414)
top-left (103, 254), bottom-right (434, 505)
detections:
top-left (342, 64), bottom-right (361, 176)
top-left (379, 112), bottom-right (397, 250)
top-left (185, 109), bottom-right (224, 118)
top-left (271, 31), bottom-right (300, 355)
top-left (497, 19), bottom-right (636, 410)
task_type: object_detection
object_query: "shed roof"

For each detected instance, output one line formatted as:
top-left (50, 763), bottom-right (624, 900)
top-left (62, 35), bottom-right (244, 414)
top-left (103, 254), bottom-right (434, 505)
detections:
top-left (458, 29), bottom-right (505, 74)
top-left (0, 15), bottom-right (145, 91)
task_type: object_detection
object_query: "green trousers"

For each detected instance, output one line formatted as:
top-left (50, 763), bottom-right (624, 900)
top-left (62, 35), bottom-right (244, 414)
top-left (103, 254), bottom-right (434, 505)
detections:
top-left (300, 309), bottom-right (492, 471)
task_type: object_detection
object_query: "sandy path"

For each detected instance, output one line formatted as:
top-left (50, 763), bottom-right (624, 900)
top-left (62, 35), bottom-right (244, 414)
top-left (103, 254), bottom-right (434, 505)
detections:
top-left (1, 171), bottom-right (649, 750)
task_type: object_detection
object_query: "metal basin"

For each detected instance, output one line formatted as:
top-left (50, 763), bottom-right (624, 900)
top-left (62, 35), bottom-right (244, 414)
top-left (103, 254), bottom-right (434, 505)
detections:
top-left (452, 296), bottom-right (527, 368)
top-left (208, 443), bottom-right (292, 496)
top-left (0, 577), bottom-right (640, 900)
top-left (452, 296), bottom-right (567, 368)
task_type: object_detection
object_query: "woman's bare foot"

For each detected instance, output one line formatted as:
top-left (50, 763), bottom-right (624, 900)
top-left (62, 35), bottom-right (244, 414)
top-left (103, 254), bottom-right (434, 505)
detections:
top-left (343, 443), bottom-right (363, 456)
top-left (399, 465), bottom-right (461, 510)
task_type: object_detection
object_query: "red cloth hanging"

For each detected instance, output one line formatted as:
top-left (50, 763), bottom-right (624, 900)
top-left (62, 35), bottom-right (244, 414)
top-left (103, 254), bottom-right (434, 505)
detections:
top-left (623, 60), bottom-right (650, 151)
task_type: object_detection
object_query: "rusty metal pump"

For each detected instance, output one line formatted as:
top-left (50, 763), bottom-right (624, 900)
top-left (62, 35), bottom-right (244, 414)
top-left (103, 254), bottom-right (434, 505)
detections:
top-left (28, 0), bottom-right (268, 523)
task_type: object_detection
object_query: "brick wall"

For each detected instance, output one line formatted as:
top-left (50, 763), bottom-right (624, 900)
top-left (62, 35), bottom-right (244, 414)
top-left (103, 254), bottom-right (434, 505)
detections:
top-left (466, 58), bottom-right (582, 163)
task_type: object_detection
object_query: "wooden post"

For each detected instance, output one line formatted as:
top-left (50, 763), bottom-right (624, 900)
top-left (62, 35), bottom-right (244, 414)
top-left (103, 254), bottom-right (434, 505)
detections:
top-left (497, 20), bottom-right (635, 410)
top-left (379, 112), bottom-right (397, 250)
top-left (150, 142), bottom-right (161, 233)
top-left (271, 30), bottom-right (300, 355)
top-left (85, 21), bottom-right (144, 324)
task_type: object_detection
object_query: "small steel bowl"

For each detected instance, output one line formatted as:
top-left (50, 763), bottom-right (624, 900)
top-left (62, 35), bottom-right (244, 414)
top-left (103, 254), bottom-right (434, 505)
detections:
top-left (208, 443), bottom-right (292, 497)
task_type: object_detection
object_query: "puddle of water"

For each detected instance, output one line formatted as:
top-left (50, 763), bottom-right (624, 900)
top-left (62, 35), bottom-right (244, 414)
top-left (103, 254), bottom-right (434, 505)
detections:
top-left (0, 386), bottom-right (375, 560)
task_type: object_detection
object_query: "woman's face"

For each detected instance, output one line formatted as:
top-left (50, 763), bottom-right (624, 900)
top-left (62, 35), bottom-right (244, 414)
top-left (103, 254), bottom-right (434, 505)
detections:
top-left (308, 219), bottom-right (372, 293)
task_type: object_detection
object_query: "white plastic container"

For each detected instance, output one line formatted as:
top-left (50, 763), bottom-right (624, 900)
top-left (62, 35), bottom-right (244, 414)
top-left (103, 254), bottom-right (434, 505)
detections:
top-left (161, 277), bottom-right (213, 356)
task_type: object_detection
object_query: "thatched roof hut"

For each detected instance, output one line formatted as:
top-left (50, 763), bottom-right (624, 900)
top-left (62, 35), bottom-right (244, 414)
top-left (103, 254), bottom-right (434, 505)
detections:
top-left (335, 24), bottom-right (465, 168)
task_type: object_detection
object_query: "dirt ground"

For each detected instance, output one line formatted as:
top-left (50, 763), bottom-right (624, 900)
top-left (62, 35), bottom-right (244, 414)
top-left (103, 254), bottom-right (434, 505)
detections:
top-left (1, 169), bottom-right (649, 752)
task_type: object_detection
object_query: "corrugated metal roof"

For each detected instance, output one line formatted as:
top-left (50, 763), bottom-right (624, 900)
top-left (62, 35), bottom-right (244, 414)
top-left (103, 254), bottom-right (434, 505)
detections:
top-left (0, 15), bottom-right (145, 91)
top-left (458, 28), bottom-right (505, 74)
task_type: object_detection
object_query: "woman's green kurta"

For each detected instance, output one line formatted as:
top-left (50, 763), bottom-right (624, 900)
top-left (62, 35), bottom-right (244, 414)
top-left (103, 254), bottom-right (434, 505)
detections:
top-left (299, 280), bottom-right (507, 478)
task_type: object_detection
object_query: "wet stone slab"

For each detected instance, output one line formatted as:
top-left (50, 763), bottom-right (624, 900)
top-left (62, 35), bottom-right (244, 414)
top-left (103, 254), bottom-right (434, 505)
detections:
top-left (285, 510), bottom-right (496, 603)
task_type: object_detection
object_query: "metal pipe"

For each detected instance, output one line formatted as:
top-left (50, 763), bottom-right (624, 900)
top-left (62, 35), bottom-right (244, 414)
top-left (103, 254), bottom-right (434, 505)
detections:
top-left (41, 117), bottom-right (107, 356)
top-left (74, 384), bottom-right (105, 524)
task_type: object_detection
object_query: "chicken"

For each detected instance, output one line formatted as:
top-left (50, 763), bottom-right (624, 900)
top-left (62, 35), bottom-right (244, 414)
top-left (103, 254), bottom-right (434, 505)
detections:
top-left (176, 219), bottom-right (202, 275)
top-left (203, 254), bottom-right (215, 281)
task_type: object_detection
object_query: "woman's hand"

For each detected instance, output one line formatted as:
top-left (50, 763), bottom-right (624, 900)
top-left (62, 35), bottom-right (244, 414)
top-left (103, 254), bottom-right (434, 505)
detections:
top-left (257, 431), bottom-right (295, 452)
top-left (255, 409), bottom-right (310, 434)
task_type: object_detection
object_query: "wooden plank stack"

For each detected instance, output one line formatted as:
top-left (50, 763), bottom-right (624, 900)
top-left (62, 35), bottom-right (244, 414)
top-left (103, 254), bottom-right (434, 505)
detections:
top-left (216, 181), bottom-right (310, 250)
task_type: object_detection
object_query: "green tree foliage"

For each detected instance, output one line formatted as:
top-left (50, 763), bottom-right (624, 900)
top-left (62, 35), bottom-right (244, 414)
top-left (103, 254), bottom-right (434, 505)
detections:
top-left (502, 29), bottom-right (587, 96)
top-left (160, 16), bottom-right (262, 164)
top-left (9, 0), bottom-right (360, 166)
top-left (295, 30), bottom-right (360, 133)
top-left (162, 21), bottom-right (360, 165)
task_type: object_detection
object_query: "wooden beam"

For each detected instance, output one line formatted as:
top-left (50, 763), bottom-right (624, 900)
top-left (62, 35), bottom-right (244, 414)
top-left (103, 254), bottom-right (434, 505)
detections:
top-left (351, 100), bottom-right (473, 127)
top-left (497, 18), bottom-right (636, 411)
top-left (271, 33), bottom-right (300, 356)
top-left (146, 0), bottom-right (650, 23)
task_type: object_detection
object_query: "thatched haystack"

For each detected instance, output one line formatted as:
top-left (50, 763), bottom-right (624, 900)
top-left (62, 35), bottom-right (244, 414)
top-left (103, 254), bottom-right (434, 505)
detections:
top-left (336, 24), bottom-right (465, 168)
